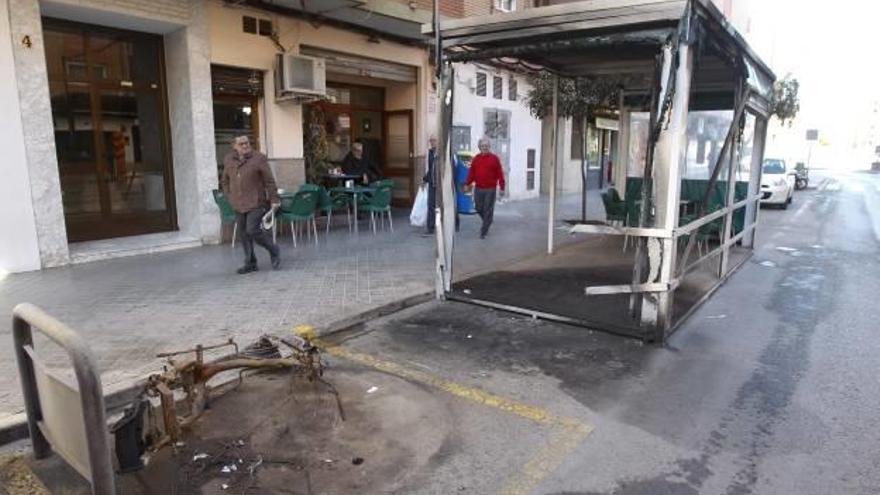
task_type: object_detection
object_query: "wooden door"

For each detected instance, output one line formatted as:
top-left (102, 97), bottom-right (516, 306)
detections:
top-left (383, 110), bottom-right (415, 206)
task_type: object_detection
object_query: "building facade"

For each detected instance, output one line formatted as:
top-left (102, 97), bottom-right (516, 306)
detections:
top-left (1, 0), bottom-right (435, 273)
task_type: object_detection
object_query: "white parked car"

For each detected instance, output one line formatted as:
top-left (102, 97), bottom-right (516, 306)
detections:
top-left (760, 158), bottom-right (794, 209)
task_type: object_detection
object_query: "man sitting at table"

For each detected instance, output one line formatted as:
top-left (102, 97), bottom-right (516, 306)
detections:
top-left (341, 141), bottom-right (379, 184)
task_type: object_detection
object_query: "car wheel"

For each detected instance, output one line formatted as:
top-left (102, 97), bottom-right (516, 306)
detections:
top-left (787, 192), bottom-right (793, 204)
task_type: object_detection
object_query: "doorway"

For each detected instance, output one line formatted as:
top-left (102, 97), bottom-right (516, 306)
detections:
top-left (44, 19), bottom-right (176, 242)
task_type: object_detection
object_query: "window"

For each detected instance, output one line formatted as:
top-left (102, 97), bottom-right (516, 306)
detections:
top-left (242, 16), bottom-right (257, 34)
top-left (258, 19), bottom-right (273, 37)
top-left (496, 0), bottom-right (517, 12)
top-left (452, 126), bottom-right (471, 153)
top-left (476, 72), bottom-right (487, 97)
top-left (493, 76), bottom-right (503, 99)
top-left (526, 148), bottom-right (536, 190)
top-left (508, 77), bottom-right (517, 101)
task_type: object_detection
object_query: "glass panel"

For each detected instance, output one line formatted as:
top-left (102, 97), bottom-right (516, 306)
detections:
top-left (88, 32), bottom-right (160, 83)
top-left (738, 113), bottom-right (757, 181)
top-left (44, 28), bottom-right (87, 82)
top-left (682, 110), bottom-right (734, 180)
top-left (350, 86), bottom-right (384, 109)
top-left (323, 111), bottom-right (351, 163)
top-left (627, 112), bottom-right (650, 178)
top-left (214, 99), bottom-right (257, 177)
top-left (99, 89), bottom-right (169, 214)
top-left (51, 82), bottom-right (101, 215)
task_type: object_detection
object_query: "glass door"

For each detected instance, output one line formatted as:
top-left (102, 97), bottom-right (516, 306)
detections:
top-left (44, 19), bottom-right (175, 242)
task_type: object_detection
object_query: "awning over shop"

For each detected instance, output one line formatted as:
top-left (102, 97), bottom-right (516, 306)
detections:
top-left (299, 46), bottom-right (418, 83)
top-left (424, 0), bottom-right (775, 115)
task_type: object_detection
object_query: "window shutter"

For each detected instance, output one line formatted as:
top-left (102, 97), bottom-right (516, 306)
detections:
top-left (509, 77), bottom-right (517, 101)
top-left (476, 72), bottom-right (487, 96)
top-left (493, 76), bottom-right (502, 99)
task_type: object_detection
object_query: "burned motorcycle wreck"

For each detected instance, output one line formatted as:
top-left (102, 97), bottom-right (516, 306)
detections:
top-left (110, 334), bottom-right (339, 473)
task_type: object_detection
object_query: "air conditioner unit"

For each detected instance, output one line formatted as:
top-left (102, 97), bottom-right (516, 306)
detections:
top-left (275, 54), bottom-right (326, 98)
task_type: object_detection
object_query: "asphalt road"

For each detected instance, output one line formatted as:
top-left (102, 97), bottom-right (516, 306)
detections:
top-left (328, 169), bottom-right (880, 495)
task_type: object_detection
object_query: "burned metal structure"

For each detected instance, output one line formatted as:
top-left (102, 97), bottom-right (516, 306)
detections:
top-left (427, 0), bottom-right (774, 342)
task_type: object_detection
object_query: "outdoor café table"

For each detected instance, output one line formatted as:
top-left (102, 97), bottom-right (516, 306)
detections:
top-left (330, 185), bottom-right (375, 235)
top-left (323, 173), bottom-right (362, 186)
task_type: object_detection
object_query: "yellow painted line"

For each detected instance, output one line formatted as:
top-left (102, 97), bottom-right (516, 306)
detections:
top-left (294, 325), bottom-right (595, 495)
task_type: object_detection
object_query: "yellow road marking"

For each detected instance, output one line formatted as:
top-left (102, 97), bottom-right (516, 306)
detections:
top-left (294, 325), bottom-right (594, 495)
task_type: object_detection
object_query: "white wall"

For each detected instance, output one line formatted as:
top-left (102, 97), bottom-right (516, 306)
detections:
top-left (0, 1), bottom-right (41, 272)
top-left (452, 63), bottom-right (542, 200)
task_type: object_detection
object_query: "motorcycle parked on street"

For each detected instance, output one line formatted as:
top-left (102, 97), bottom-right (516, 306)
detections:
top-left (794, 162), bottom-right (809, 190)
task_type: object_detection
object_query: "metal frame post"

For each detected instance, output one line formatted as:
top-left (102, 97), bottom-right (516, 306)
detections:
top-left (615, 91), bottom-right (630, 198)
top-left (12, 303), bottom-right (116, 495)
top-left (742, 115), bottom-right (767, 248)
top-left (719, 81), bottom-right (744, 276)
top-left (547, 75), bottom-right (560, 255)
top-left (435, 64), bottom-right (456, 297)
top-left (641, 42), bottom-right (694, 340)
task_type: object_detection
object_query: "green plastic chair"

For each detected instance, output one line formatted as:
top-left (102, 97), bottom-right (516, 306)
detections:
top-left (318, 187), bottom-right (352, 234)
top-left (361, 186), bottom-right (393, 234)
top-left (359, 179), bottom-right (394, 207)
top-left (277, 191), bottom-right (319, 247)
top-left (601, 191), bottom-right (627, 225)
top-left (298, 183), bottom-right (321, 193)
top-left (212, 189), bottom-right (238, 248)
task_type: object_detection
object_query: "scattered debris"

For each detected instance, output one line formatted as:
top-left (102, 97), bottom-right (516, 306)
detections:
top-left (366, 386), bottom-right (379, 394)
top-left (759, 260), bottom-right (777, 267)
top-left (463, 289), bottom-right (472, 295)
top-left (352, 457), bottom-right (364, 465)
top-left (706, 314), bottom-right (727, 320)
top-left (113, 335), bottom-right (326, 471)
top-left (466, 334), bottom-right (473, 339)
top-left (775, 246), bottom-right (797, 252)
top-left (324, 459), bottom-right (335, 464)
top-left (221, 483), bottom-right (229, 490)
top-left (192, 453), bottom-right (209, 461)
top-left (811, 244), bottom-right (824, 249)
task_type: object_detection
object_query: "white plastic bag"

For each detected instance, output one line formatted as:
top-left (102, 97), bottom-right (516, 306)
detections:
top-left (410, 186), bottom-right (428, 227)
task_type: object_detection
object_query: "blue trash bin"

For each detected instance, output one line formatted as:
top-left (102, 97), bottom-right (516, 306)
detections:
top-left (455, 151), bottom-right (476, 214)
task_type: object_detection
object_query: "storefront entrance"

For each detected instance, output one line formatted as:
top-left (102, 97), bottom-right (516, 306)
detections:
top-left (44, 19), bottom-right (176, 242)
top-left (304, 83), bottom-right (415, 206)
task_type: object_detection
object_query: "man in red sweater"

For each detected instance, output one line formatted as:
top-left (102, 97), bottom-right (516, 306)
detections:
top-left (465, 137), bottom-right (505, 238)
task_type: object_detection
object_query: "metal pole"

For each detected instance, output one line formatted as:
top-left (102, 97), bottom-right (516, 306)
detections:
top-left (547, 75), bottom-right (559, 254)
top-left (12, 316), bottom-right (51, 458)
top-left (12, 303), bottom-right (116, 495)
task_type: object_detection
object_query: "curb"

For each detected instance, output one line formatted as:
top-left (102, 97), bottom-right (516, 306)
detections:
top-left (0, 290), bottom-right (435, 447)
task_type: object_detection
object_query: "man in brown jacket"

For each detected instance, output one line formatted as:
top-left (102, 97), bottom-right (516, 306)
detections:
top-left (221, 135), bottom-right (281, 274)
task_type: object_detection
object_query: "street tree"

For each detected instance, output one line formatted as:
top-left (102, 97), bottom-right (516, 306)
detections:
top-left (525, 72), bottom-right (621, 221)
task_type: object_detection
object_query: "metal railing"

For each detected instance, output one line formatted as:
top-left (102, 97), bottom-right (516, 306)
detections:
top-left (12, 303), bottom-right (116, 495)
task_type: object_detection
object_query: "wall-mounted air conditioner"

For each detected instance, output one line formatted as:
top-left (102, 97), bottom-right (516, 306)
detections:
top-left (275, 54), bottom-right (326, 99)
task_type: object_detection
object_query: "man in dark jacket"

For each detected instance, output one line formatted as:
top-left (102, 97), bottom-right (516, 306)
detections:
top-left (422, 136), bottom-right (438, 235)
top-left (221, 136), bottom-right (281, 274)
top-left (341, 141), bottom-right (381, 184)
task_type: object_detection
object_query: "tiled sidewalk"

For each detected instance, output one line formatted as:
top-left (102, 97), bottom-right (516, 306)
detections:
top-left (0, 193), bottom-right (598, 420)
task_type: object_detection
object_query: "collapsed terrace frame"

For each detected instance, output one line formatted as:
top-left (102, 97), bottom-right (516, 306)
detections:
top-left (425, 0), bottom-right (775, 342)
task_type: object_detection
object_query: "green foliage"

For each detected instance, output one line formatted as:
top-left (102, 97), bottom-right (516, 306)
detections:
top-left (524, 72), bottom-right (622, 120)
top-left (304, 105), bottom-right (331, 182)
top-left (770, 75), bottom-right (800, 126)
